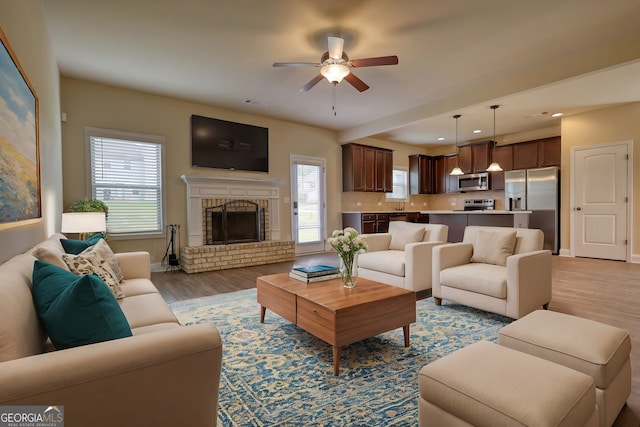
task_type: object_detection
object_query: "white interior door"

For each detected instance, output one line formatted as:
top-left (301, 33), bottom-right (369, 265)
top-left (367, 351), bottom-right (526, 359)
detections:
top-left (572, 142), bottom-right (630, 260)
top-left (290, 156), bottom-right (326, 254)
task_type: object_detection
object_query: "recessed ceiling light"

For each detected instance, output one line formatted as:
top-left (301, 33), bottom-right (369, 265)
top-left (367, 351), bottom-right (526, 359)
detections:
top-left (473, 129), bottom-right (482, 134)
top-left (551, 112), bottom-right (563, 117)
top-left (437, 137), bottom-right (445, 141)
top-left (243, 99), bottom-right (269, 107)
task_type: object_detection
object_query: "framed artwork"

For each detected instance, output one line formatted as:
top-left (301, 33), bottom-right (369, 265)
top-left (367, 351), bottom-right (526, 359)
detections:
top-left (0, 27), bottom-right (40, 224)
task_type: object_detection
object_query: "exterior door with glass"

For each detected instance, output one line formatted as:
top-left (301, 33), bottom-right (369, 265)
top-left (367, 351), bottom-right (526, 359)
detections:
top-left (290, 156), bottom-right (327, 254)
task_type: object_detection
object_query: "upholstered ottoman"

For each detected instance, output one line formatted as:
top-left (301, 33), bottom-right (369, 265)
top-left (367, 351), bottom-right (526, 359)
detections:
top-left (418, 340), bottom-right (598, 427)
top-left (498, 310), bottom-right (631, 427)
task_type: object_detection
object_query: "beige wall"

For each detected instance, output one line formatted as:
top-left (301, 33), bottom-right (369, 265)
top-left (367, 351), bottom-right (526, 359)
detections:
top-left (0, 2), bottom-right (63, 263)
top-left (561, 102), bottom-right (640, 257)
top-left (60, 77), bottom-right (343, 263)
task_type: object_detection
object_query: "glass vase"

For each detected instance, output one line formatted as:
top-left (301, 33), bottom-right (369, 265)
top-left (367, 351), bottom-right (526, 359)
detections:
top-left (339, 256), bottom-right (357, 289)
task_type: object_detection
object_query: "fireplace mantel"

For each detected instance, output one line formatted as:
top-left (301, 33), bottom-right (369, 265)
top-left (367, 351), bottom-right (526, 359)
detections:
top-left (181, 174), bottom-right (283, 246)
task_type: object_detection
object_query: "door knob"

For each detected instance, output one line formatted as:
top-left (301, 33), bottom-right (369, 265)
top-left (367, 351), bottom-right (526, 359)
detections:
top-left (575, 207), bottom-right (582, 211)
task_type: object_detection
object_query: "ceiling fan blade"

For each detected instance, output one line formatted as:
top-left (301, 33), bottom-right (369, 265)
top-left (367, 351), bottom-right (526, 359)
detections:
top-left (349, 55), bottom-right (399, 67)
top-left (328, 36), bottom-right (344, 60)
top-left (300, 74), bottom-right (324, 92)
top-left (273, 62), bottom-right (321, 67)
top-left (344, 72), bottom-right (370, 92)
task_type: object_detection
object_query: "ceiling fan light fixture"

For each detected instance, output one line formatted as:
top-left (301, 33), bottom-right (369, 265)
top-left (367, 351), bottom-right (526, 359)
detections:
top-left (320, 64), bottom-right (350, 83)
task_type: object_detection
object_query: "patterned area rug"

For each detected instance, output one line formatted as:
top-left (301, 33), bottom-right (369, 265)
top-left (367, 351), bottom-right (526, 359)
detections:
top-left (170, 289), bottom-right (512, 426)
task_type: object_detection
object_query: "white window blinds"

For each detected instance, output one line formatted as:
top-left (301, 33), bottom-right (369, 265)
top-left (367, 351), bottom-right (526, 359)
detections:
top-left (387, 169), bottom-right (408, 200)
top-left (88, 130), bottom-right (164, 235)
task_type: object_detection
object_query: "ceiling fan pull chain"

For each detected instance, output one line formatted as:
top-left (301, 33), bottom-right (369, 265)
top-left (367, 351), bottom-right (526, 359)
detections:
top-left (332, 82), bottom-right (337, 116)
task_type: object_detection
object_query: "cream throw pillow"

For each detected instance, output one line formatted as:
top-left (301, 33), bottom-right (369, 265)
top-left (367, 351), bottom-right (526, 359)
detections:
top-left (389, 227), bottom-right (426, 250)
top-left (33, 247), bottom-right (70, 271)
top-left (62, 240), bottom-right (124, 299)
top-left (471, 229), bottom-right (517, 266)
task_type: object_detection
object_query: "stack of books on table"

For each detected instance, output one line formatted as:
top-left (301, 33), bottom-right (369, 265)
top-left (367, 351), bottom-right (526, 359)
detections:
top-left (289, 265), bottom-right (341, 284)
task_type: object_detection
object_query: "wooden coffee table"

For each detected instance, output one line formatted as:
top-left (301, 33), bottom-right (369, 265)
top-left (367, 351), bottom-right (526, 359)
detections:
top-left (257, 273), bottom-right (416, 376)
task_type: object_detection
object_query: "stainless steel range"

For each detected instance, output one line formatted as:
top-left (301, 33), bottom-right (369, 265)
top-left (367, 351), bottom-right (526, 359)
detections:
top-left (464, 199), bottom-right (495, 211)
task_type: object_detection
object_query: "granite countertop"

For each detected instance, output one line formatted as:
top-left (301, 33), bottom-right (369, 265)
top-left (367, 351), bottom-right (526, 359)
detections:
top-left (422, 210), bottom-right (532, 214)
top-left (341, 210), bottom-right (424, 214)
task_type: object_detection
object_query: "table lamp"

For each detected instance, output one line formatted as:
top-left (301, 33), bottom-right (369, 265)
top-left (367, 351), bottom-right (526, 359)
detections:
top-left (61, 212), bottom-right (107, 240)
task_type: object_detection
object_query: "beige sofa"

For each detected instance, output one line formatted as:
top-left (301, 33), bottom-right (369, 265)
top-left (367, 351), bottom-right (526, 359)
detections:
top-left (356, 222), bottom-right (448, 292)
top-left (0, 234), bottom-right (222, 427)
top-left (432, 226), bottom-right (551, 319)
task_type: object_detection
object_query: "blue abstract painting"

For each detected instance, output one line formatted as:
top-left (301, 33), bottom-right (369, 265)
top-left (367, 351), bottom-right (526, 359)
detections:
top-left (0, 29), bottom-right (39, 224)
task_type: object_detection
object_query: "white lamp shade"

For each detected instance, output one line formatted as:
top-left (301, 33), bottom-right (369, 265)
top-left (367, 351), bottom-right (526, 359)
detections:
top-left (61, 212), bottom-right (106, 234)
top-left (486, 162), bottom-right (503, 172)
top-left (320, 64), bottom-right (350, 83)
top-left (449, 166), bottom-right (464, 176)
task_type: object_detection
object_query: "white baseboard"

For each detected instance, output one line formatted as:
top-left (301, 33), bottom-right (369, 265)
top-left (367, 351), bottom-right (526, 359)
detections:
top-left (559, 248), bottom-right (640, 263)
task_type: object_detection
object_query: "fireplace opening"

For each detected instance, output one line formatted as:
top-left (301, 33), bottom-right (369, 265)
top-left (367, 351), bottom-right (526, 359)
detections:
top-left (205, 200), bottom-right (265, 245)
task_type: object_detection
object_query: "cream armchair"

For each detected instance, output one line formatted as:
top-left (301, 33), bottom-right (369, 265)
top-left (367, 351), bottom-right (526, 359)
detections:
top-left (356, 222), bottom-right (448, 292)
top-left (432, 226), bottom-right (551, 319)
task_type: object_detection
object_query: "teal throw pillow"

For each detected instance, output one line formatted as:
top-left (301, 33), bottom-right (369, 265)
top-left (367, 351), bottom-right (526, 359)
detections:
top-left (32, 260), bottom-right (132, 350)
top-left (60, 233), bottom-right (104, 255)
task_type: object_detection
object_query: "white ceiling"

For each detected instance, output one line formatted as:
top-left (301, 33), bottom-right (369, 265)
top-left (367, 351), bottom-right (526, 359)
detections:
top-left (41, 0), bottom-right (640, 147)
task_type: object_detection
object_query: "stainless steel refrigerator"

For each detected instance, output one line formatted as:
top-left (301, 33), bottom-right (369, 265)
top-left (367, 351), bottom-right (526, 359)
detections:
top-left (504, 166), bottom-right (560, 254)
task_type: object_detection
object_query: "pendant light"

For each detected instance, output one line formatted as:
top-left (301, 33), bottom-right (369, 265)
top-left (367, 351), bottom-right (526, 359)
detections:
top-left (486, 105), bottom-right (503, 172)
top-left (449, 114), bottom-right (464, 176)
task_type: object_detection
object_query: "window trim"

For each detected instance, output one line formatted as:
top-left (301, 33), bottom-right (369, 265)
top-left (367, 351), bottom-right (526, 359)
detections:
top-left (84, 127), bottom-right (166, 239)
top-left (386, 167), bottom-right (409, 201)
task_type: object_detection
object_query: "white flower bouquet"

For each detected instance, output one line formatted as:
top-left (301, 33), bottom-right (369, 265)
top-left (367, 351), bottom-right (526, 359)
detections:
top-left (327, 227), bottom-right (368, 288)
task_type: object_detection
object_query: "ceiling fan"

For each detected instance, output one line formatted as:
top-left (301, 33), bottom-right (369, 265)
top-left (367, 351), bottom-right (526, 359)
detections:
top-left (273, 36), bottom-right (398, 92)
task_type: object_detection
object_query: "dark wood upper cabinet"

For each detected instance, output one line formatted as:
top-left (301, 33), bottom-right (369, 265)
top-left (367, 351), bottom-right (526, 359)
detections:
top-left (489, 145), bottom-right (514, 190)
top-left (471, 143), bottom-right (491, 172)
top-left (445, 155), bottom-right (459, 193)
top-left (375, 149), bottom-right (393, 192)
top-left (409, 154), bottom-right (433, 194)
top-left (513, 137), bottom-right (561, 170)
top-left (342, 143), bottom-right (393, 193)
top-left (433, 156), bottom-right (446, 194)
top-left (513, 141), bottom-right (539, 170)
top-left (538, 137), bottom-right (561, 167)
top-left (457, 146), bottom-right (472, 174)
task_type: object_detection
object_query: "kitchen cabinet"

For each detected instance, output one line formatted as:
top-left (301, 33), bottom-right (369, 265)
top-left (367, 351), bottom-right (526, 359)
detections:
top-left (342, 143), bottom-right (393, 192)
top-left (409, 154), bottom-right (433, 194)
top-left (513, 137), bottom-right (561, 170)
top-left (472, 143), bottom-right (491, 172)
top-left (457, 142), bottom-right (491, 174)
top-left (375, 149), bottom-right (393, 192)
top-left (434, 155), bottom-right (459, 194)
top-left (538, 137), bottom-right (561, 167)
top-left (458, 146), bottom-right (472, 174)
top-left (342, 212), bottom-right (390, 234)
top-left (489, 144), bottom-right (514, 190)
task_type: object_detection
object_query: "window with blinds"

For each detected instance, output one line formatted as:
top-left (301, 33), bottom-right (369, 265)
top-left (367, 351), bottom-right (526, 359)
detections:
top-left (87, 128), bottom-right (164, 235)
top-left (386, 169), bottom-right (408, 200)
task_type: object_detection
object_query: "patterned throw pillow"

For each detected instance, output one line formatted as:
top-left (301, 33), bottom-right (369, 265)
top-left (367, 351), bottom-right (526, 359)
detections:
top-left (63, 241), bottom-right (125, 299)
top-left (90, 239), bottom-right (124, 283)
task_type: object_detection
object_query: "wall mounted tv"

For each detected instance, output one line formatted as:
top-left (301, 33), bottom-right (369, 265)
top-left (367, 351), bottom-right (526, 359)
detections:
top-left (190, 115), bottom-right (269, 173)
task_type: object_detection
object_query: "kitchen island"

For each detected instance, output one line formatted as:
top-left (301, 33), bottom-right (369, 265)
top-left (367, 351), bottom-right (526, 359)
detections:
top-left (424, 210), bottom-right (531, 242)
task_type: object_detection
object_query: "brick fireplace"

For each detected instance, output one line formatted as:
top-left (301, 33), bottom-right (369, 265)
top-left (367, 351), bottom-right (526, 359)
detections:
top-left (180, 175), bottom-right (295, 273)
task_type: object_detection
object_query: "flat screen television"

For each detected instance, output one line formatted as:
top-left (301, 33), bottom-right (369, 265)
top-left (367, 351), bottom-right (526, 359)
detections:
top-left (190, 115), bottom-right (269, 172)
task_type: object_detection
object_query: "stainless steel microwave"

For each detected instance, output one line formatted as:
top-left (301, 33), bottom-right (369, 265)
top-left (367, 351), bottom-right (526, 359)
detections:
top-left (457, 172), bottom-right (489, 192)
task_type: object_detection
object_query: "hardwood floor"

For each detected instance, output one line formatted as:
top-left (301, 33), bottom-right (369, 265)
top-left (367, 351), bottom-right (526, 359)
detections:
top-left (152, 254), bottom-right (640, 426)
